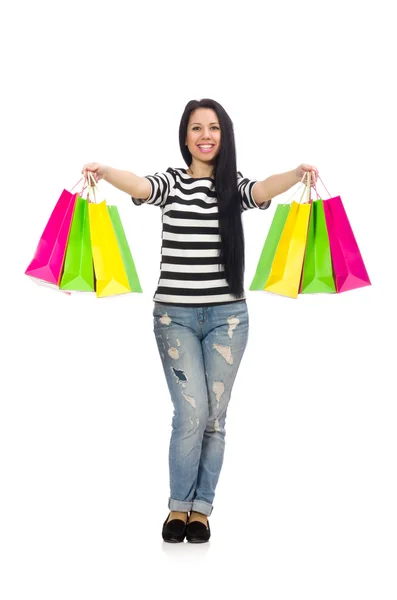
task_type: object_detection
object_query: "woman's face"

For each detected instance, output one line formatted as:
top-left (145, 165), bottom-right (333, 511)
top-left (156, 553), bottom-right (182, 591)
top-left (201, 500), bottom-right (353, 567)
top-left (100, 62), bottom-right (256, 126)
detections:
top-left (185, 108), bottom-right (221, 163)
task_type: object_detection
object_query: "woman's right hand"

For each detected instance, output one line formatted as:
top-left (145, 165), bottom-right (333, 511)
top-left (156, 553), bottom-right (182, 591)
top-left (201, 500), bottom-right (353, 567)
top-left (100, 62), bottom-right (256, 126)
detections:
top-left (81, 162), bottom-right (108, 182)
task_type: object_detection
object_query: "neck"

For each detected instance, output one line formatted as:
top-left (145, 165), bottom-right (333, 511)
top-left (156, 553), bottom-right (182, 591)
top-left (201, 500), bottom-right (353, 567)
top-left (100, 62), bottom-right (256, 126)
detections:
top-left (188, 159), bottom-right (215, 179)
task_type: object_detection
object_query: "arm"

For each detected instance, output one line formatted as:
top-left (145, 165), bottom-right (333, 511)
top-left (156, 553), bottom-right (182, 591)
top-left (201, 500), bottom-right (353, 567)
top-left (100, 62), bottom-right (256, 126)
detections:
top-left (103, 167), bottom-right (151, 200)
top-left (252, 169), bottom-right (300, 206)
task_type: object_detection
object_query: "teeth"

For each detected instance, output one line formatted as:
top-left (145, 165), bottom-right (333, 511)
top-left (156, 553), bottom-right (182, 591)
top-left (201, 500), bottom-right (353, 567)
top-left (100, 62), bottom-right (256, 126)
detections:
top-left (199, 145), bottom-right (213, 148)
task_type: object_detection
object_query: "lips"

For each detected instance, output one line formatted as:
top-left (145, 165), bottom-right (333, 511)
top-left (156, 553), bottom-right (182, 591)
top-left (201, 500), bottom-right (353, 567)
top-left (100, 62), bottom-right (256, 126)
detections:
top-left (197, 144), bottom-right (215, 153)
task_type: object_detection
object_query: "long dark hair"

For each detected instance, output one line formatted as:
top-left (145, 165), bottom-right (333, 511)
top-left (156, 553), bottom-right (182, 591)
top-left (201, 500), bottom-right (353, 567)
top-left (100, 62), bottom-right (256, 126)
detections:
top-left (179, 98), bottom-right (245, 299)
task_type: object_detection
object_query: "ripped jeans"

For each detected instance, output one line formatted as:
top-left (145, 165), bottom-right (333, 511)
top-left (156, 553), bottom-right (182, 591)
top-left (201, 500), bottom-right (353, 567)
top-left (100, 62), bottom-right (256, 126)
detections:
top-left (152, 299), bottom-right (249, 516)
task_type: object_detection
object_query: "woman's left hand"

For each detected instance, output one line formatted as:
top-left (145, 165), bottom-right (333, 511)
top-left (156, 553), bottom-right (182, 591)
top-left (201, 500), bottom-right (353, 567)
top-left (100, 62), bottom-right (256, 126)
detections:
top-left (296, 163), bottom-right (319, 186)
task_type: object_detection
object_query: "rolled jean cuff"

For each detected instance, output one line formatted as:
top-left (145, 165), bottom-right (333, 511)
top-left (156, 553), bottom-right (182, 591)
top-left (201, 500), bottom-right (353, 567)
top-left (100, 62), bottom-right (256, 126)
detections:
top-left (191, 500), bottom-right (213, 516)
top-left (168, 498), bottom-right (192, 512)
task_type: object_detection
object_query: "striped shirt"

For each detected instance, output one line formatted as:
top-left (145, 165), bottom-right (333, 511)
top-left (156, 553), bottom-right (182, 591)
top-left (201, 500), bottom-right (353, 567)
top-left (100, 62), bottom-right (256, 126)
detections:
top-left (131, 167), bottom-right (271, 307)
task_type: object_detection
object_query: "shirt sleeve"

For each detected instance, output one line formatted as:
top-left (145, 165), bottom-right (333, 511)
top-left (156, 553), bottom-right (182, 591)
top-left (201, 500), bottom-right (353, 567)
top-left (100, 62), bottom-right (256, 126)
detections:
top-left (237, 171), bottom-right (272, 211)
top-left (131, 168), bottom-right (175, 208)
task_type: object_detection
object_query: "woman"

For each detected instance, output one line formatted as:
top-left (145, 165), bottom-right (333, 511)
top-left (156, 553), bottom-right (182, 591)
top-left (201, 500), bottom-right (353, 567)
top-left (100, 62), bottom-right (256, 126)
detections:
top-left (82, 98), bottom-right (318, 544)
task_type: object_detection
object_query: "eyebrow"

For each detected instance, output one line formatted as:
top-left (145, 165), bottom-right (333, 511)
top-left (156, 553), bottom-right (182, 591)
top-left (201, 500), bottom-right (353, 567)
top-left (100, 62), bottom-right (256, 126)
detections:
top-left (191, 122), bottom-right (219, 125)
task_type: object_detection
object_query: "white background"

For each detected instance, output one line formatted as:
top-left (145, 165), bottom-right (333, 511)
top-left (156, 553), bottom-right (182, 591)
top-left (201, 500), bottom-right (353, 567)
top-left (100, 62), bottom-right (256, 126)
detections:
top-left (1, 1), bottom-right (396, 598)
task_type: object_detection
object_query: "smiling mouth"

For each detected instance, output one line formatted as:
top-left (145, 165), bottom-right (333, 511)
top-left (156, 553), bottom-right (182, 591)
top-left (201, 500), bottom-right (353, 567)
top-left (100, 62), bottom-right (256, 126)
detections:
top-left (197, 145), bottom-right (215, 153)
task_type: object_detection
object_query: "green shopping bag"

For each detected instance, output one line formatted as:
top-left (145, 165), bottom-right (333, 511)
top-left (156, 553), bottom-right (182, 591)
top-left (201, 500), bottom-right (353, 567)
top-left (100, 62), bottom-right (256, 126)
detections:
top-left (108, 206), bottom-right (143, 293)
top-left (249, 204), bottom-right (291, 290)
top-left (300, 199), bottom-right (336, 294)
top-left (59, 195), bottom-right (95, 292)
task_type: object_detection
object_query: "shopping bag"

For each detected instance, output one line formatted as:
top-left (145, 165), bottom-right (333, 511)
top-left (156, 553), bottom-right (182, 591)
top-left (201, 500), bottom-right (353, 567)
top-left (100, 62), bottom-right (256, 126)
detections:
top-left (323, 195), bottom-right (371, 293)
top-left (264, 200), bottom-right (311, 298)
top-left (59, 195), bottom-right (95, 292)
top-left (107, 206), bottom-right (142, 293)
top-left (249, 204), bottom-right (291, 290)
top-left (25, 189), bottom-right (77, 287)
top-left (89, 200), bottom-right (132, 298)
top-left (300, 199), bottom-right (336, 294)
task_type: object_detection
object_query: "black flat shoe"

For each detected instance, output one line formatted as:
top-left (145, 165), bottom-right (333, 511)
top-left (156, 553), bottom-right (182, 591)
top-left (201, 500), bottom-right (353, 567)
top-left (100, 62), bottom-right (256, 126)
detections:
top-left (186, 518), bottom-right (211, 543)
top-left (162, 513), bottom-right (187, 543)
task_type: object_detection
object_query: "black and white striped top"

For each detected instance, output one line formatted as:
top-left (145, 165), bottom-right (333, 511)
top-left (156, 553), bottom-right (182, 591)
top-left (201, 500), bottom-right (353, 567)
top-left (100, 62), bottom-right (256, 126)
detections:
top-left (131, 167), bottom-right (271, 307)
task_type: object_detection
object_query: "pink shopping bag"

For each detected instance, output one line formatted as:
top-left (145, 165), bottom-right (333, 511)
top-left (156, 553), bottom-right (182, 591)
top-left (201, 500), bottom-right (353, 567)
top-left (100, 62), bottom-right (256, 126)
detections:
top-left (321, 187), bottom-right (371, 293)
top-left (25, 179), bottom-right (86, 286)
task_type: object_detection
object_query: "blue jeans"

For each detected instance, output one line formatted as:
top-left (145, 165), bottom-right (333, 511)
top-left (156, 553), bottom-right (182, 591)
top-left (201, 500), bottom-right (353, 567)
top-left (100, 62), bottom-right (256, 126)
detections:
top-left (152, 300), bottom-right (249, 516)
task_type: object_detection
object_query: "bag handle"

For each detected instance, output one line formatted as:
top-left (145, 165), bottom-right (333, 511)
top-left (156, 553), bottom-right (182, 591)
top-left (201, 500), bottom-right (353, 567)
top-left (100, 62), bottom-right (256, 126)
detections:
top-left (304, 171), bottom-right (312, 204)
top-left (282, 171), bottom-right (313, 206)
top-left (69, 171), bottom-right (104, 199)
top-left (86, 171), bottom-right (97, 203)
top-left (299, 172), bottom-right (333, 202)
top-left (70, 176), bottom-right (88, 196)
top-left (85, 170), bottom-right (107, 204)
top-left (69, 172), bottom-right (96, 201)
top-left (312, 173), bottom-right (332, 199)
top-left (282, 169), bottom-right (334, 206)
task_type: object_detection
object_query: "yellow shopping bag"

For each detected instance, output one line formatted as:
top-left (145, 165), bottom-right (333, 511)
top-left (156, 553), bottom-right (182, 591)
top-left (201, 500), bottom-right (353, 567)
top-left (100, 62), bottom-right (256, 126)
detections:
top-left (264, 173), bottom-right (312, 299)
top-left (88, 199), bottom-right (131, 298)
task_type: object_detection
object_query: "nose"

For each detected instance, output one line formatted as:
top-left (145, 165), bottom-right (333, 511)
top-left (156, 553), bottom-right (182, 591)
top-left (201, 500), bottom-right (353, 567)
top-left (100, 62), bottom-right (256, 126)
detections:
top-left (200, 130), bottom-right (212, 140)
